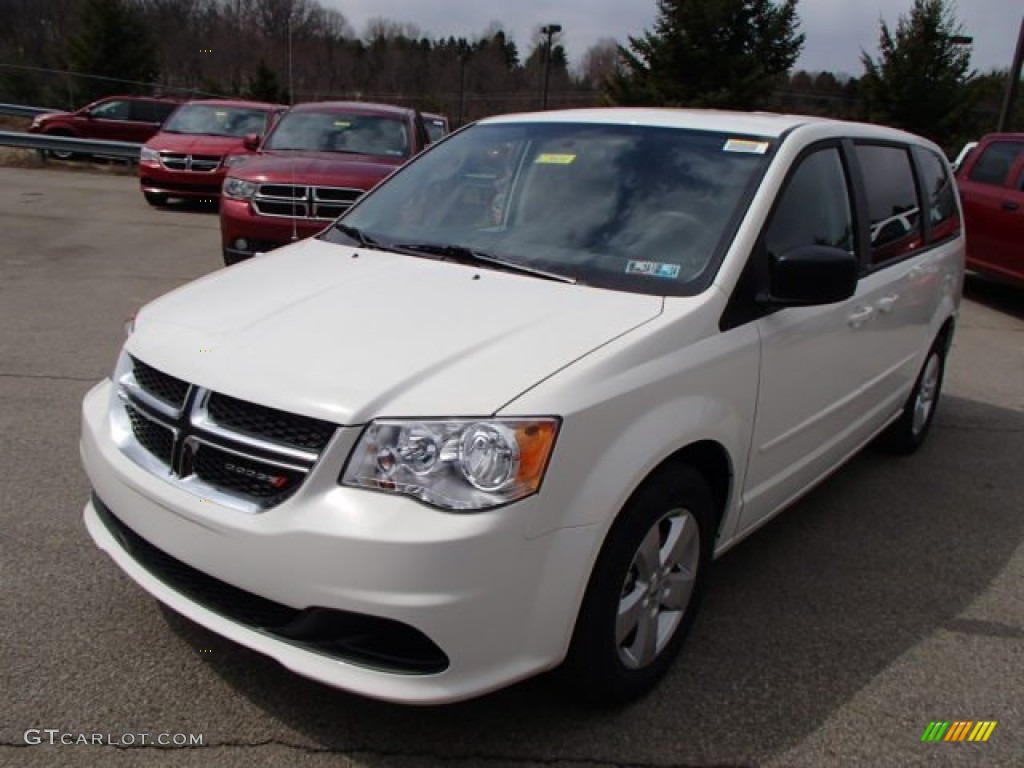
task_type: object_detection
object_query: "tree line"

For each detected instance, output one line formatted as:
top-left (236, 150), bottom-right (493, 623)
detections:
top-left (0, 0), bottom-right (1018, 150)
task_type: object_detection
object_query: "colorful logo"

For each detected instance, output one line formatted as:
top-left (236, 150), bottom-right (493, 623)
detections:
top-left (921, 721), bottom-right (997, 742)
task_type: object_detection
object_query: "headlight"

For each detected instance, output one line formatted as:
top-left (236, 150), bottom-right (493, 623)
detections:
top-left (222, 177), bottom-right (258, 200)
top-left (341, 418), bottom-right (560, 511)
top-left (140, 146), bottom-right (159, 163)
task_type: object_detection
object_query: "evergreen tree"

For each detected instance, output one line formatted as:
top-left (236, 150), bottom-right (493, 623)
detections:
top-left (608, 0), bottom-right (804, 109)
top-left (70, 0), bottom-right (159, 101)
top-left (246, 61), bottom-right (287, 104)
top-left (860, 0), bottom-right (975, 146)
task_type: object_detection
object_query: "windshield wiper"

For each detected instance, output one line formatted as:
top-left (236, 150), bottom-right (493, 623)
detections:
top-left (394, 243), bottom-right (577, 284)
top-left (332, 223), bottom-right (389, 251)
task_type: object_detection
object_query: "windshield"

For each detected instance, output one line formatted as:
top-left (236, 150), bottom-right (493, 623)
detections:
top-left (265, 111), bottom-right (411, 156)
top-left (323, 122), bottom-right (772, 295)
top-left (162, 104), bottom-right (270, 137)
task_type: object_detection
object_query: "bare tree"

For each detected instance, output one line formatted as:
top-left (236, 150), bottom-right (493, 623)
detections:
top-left (579, 38), bottom-right (620, 87)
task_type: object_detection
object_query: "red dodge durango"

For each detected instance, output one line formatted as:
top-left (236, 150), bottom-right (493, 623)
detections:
top-left (139, 99), bottom-right (284, 206)
top-left (219, 102), bottom-right (431, 264)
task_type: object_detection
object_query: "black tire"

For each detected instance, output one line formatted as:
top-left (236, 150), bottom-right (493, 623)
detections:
top-left (143, 192), bottom-right (169, 207)
top-left (879, 331), bottom-right (949, 455)
top-left (562, 463), bottom-right (714, 706)
top-left (45, 130), bottom-right (77, 161)
top-left (222, 249), bottom-right (249, 267)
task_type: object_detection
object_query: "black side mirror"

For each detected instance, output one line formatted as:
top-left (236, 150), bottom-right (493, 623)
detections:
top-left (242, 132), bottom-right (260, 151)
top-left (760, 245), bottom-right (858, 306)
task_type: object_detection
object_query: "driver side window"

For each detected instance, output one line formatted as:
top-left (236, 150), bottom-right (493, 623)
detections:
top-left (90, 100), bottom-right (131, 120)
top-left (765, 147), bottom-right (854, 259)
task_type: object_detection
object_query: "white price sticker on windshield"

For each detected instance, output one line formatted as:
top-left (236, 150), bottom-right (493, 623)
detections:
top-left (723, 139), bottom-right (770, 154)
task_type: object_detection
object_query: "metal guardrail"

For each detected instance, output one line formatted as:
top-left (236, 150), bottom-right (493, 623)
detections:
top-left (0, 102), bottom-right (62, 118)
top-left (0, 130), bottom-right (141, 160)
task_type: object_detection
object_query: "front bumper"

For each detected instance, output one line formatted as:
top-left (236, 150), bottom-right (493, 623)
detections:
top-left (140, 161), bottom-right (226, 198)
top-left (220, 197), bottom-right (325, 262)
top-left (80, 380), bottom-right (599, 703)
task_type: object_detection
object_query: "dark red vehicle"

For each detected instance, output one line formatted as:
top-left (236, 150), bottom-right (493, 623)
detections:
top-left (956, 133), bottom-right (1024, 287)
top-left (139, 99), bottom-right (284, 207)
top-left (220, 102), bottom-right (430, 265)
top-left (28, 95), bottom-right (182, 159)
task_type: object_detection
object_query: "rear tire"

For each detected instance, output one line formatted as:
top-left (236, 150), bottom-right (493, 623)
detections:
top-left (562, 463), bottom-right (714, 706)
top-left (879, 331), bottom-right (949, 454)
top-left (143, 192), bottom-right (168, 207)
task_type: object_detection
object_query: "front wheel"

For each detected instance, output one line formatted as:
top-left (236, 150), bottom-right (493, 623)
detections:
top-left (45, 130), bottom-right (77, 161)
top-left (879, 332), bottom-right (949, 454)
top-left (562, 463), bottom-right (714, 706)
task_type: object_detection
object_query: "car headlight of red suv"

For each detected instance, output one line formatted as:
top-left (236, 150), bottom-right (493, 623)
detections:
top-left (223, 177), bottom-right (257, 201)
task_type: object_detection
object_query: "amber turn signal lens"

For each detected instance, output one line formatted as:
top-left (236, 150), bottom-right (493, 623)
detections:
top-left (515, 421), bottom-right (559, 490)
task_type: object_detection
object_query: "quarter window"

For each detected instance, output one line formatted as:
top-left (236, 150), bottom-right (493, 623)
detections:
top-left (855, 145), bottom-right (922, 266)
top-left (765, 147), bottom-right (854, 259)
top-left (916, 148), bottom-right (960, 242)
top-left (967, 141), bottom-right (1024, 186)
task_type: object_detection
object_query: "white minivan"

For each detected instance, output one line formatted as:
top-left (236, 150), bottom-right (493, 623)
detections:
top-left (81, 109), bottom-right (964, 705)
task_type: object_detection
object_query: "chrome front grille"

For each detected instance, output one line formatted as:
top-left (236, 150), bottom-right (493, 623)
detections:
top-left (252, 184), bottom-right (364, 221)
top-left (159, 153), bottom-right (222, 172)
top-left (114, 356), bottom-right (337, 512)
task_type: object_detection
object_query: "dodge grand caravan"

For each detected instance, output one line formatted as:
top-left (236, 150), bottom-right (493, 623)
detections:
top-left (28, 95), bottom-right (182, 159)
top-left (81, 109), bottom-right (964, 705)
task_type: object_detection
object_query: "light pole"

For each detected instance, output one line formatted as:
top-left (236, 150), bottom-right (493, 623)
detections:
top-left (457, 41), bottom-right (471, 127)
top-left (998, 17), bottom-right (1024, 132)
top-left (540, 23), bottom-right (562, 110)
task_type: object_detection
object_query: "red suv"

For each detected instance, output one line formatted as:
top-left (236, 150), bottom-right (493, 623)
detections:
top-left (956, 133), bottom-right (1024, 287)
top-left (220, 102), bottom-right (430, 264)
top-left (139, 99), bottom-right (284, 207)
top-left (28, 95), bottom-right (182, 159)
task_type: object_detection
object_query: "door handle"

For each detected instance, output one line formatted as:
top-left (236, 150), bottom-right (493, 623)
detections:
top-left (876, 295), bottom-right (899, 313)
top-left (847, 306), bottom-right (874, 328)
top-left (1002, 200), bottom-right (1020, 212)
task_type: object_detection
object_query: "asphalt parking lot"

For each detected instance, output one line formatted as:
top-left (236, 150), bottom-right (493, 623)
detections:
top-left (1, 166), bottom-right (1022, 768)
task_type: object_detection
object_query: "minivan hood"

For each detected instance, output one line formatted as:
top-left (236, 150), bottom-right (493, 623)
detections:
top-left (232, 151), bottom-right (401, 186)
top-left (145, 133), bottom-right (247, 154)
top-left (127, 240), bottom-right (663, 424)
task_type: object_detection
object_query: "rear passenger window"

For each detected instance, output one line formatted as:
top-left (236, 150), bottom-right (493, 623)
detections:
top-left (967, 142), bottom-right (1024, 186)
top-left (855, 145), bottom-right (922, 266)
top-left (765, 147), bottom-right (854, 259)
top-left (916, 148), bottom-right (960, 242)
top-left (130, 101), bottom-right (156, 122)
top-left (152, 102), bottom-right (178, 123)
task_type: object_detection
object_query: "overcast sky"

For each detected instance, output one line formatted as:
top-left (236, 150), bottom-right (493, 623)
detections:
top-left (322, 0), bottom-right (1022, 76)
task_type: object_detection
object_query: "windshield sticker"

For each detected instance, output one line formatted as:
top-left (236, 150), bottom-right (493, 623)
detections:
top-left (535, 153), bottom-right (576, 165)
top-left (626, 260), bottom-right (681, 279)
top-left (723, 139), bottom-right (770, 155)
top-left (333, 120), bottom-right (352, 128)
